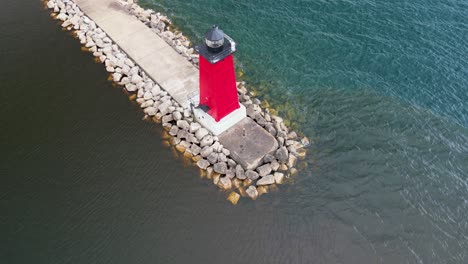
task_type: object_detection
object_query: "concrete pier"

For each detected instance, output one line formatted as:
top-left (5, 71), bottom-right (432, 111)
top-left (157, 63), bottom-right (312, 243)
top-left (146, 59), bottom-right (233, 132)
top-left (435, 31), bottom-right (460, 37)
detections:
top-left (76, 0), bottom-right (198, 108)
top-left (74, 0), bottom-right (279, 169)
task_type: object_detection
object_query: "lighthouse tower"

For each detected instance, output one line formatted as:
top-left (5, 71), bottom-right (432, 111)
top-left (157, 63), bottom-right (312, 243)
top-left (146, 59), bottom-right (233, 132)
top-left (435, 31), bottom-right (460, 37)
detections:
top-left (192, 26), bottom-right (246, 135)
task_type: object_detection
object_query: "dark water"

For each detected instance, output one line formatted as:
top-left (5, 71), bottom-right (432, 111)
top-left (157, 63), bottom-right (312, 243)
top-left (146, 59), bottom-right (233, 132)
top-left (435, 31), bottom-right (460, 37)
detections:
top-left (1, 1), bottom-right (467, 263)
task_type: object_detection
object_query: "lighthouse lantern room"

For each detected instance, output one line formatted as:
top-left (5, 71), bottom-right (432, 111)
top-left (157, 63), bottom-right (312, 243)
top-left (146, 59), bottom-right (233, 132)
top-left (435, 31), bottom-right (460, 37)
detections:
top-left (192, 26), bottom-right (246, 135)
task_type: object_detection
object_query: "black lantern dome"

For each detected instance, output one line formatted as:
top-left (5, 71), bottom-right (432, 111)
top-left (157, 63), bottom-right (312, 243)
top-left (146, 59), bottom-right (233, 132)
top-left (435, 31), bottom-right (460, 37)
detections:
top-left (196, 25), bottom-right (237, 64)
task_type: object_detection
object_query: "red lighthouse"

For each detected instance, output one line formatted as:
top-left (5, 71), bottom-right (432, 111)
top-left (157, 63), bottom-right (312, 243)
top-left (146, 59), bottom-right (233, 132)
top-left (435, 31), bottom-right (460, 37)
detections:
top-left (193, 26), bottom-right (246, 135)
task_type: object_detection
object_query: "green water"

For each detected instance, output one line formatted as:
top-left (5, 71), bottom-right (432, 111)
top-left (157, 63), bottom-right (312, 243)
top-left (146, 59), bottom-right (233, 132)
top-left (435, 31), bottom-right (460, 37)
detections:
top-left (1, 0), bottom-right (467, 263)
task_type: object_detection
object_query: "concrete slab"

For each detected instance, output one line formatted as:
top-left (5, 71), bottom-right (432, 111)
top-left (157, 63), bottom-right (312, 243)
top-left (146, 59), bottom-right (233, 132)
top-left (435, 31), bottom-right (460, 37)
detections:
top-left (75, 0), bottom-right (198, 108)
top-left (219, 118), bottom-right (278, 170)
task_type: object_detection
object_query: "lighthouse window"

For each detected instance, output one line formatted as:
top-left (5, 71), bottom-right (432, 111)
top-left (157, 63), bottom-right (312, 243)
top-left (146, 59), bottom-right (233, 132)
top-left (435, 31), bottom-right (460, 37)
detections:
top-left (206, 38), bottom-right (224, 49)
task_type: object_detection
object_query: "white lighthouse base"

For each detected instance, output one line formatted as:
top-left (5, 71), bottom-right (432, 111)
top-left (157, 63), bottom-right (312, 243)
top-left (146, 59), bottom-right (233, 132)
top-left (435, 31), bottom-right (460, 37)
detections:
top-left (193, 104), bottom-right (247, 136)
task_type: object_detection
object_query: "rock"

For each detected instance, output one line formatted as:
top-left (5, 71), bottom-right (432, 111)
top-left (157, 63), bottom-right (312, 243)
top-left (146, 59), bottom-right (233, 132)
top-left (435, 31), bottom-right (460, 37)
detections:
top-left (217, 153), bottom-right (227, 162)
top-left (207, 152), bottom-right (218, 164)
top-left (257, 174), bottom-right (275, 186)
top-left (197, 159), bottom-right (210, 170)
top-left (235, 165), bottom-right (246, 180)
top-left (227, 159), bottom-right (237, 168)
top-left (169, 125), bottom-right (178, 136)
top-left (200, 135), bottom-right (214, 148)
top-left (226, 170), bottom-right (235, 179)
top-left (245, 170), bottom-right (259, 181)
top-left (143, 91), bottom-right (152, 100)
top-left (125, 84), bottom-right (137, 92)
top-left (270, 160), bottom-right (280, 171)
top-left (151, 86), bottom-right (161, 96)
top-left (227, 191), bottom-right (240, 205)
top-left (213, 162), bottom-right (227, 174)
top-left (275, 146), bottom-right (289, 162)
top-left (140, 99), bottom-right (154, 108)
top-left (222, 148), bottom-right (230, 156)
top-left (195, 128), bottom-right (209, 140)
top-left (290, 168), bottom-right (298, 176)
top-left (212, 142), bottom-right (221, 152)
top-left (263, 154), bottom-right (275, 163)
top-left (131, 74), bottom-right (143, 85)
top-left (176, 120), bottom-right (190, 130)
top-left (256, 164), bottom-right (272, 177)
top-left (175, 144), bottom-right (185, 153)
top-left (172, 111), bottom-right (182, 121)
top-left (287, 154), bottom-right (297, 168)
top-left (274, 172), bottom-right (284, 184)
top-left (301, 137), bottom-right (310, 147)
top-left (112, 72), bottom-right (122, 82)
top-left (287, 131), bottom-right (298, 140)
top-left (200, 146), bottom-right (213, 158)
top-left (217, 177), bottom-right (232, 190)
top-left (161, 114), bottom-right (173, 123)
top-left (144, 107), bottom-right (157, 116)
top-left (190, 144), bottom-right (201, 156)
top-left (158, 100), bottom-right (172, 115)
top-left (246, 186), bottom-right (258, 200)
top-left (189, 122), bottom-right (201, 133)
top-left (47, 1), bottom-right (55, 9)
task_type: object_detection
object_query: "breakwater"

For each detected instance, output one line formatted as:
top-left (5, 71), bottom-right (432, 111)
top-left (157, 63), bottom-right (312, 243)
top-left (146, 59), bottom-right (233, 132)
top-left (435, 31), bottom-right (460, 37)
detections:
top-left (45, 0), bottom-right (309, 204)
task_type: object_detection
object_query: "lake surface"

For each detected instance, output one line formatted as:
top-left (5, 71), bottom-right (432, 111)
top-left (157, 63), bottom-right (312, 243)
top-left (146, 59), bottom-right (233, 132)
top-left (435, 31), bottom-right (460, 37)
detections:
top-left (1, 0), bottom-right (467, 263)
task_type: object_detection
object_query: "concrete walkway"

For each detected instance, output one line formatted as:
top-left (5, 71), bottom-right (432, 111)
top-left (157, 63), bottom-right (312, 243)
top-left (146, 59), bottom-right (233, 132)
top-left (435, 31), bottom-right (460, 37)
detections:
top-left (75, 0), bottom-right (198, 108)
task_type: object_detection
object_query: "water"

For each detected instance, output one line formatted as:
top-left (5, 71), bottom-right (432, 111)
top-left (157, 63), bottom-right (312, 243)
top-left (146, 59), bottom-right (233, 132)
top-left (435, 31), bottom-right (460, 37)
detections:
top-left (1, 0), bottom-right (467, 263)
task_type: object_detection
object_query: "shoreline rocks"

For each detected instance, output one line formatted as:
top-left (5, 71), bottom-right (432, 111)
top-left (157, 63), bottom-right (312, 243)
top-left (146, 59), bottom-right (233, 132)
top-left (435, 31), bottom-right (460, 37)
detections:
top-left (45, 0), bottom-right (310, 204)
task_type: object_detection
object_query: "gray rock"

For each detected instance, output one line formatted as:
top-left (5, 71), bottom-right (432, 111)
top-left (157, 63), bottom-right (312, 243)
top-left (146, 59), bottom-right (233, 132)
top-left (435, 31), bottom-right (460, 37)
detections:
top-left (190, 144), bottom-right (201, 156)
top-left (270, 160), bottom-right (280, 171)
top-left (222, 148), bottom-right (230, 156)
top-left (274, 172), bottom-right (285, 184)
top-left (217, 177), bottom-right (232, 190)
top-left (112, 73), bottom-right (122, 82)
top-left (227, 159), bottom-right (237, 168)
top-left (131, 74), bottom-right (143, 85)
top-left (275, 146), bottom-right (289, 162)
top-left (200, 146), bottom-right (213, 158)
top-left (245, 170), bottom-right (259, 181)
top-left (200, 135), bottom-right (214, 148)
top-left (263, 154), bottom-right (275, 163)
top-left (158, 100), bottom-right (172, 115)
top-left (189, 122), bottom-right (201, 133)
top-left (176, 120), bottom-right (190, 130)
top-left (256, 164), bottom-right (272, 177)
top-left (161, 114), bottom-right (173, 123)
top-left (218, 153), bottom-right (227, 162)
top-left (207, 152), bottom-right (218, 164)
top-left (301, 136), bottom-right (310, 147)
top-left (151, 86), bottom-right (161, 96)
top-left (196, 159), bottom-right (210, 170)
top-left (226, 170), bottom-right (235, 179)
top-left (140, 100), bottom-right (154, 108)
top-left (143, 91), bottom-right (152, 100)
top-left (287, 154), bottom-right (297, 168)
top-left (235, 165), bottom-right (246, 180)
top-left (172, 111), bottom-right (182, 121)
top-left (144, 107), bottom-right (157, 116)
top-left (195, 128), bottom-right (209, 140)
top-left (257, 174), bottom-right (275, 186)
top-left (214, 162), bottom-right (227, 174)
top-left (246, 186), bottom-right (258, 200)
top-left (169, 125), bottom-right (179, 136)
